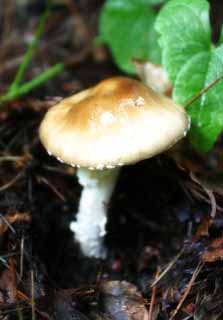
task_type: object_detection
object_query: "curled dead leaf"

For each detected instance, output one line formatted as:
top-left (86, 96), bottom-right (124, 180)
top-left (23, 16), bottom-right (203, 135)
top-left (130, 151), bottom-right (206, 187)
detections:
top-left (100, 280), bottom-right (149, 320)
top-left (0, 212), bottom-right (31, 236)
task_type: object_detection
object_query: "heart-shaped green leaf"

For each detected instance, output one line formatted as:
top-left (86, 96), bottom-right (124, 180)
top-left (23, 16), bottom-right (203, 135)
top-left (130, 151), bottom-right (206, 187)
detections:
top-left (156, 0), bottom-right (223, 152)
top-left (98, 0), bottom-right (162, 74)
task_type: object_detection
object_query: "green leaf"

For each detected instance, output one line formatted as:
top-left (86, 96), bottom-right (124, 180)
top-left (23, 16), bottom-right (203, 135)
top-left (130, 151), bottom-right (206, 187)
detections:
top-left (98, 0), bottom-right (161, 74)
top-left (193, 45), bottom-right (223, 151)
top-left (173, 51), bottom-right (211, 151)
top-left (147, 0), bottom-right (168, 4)
top-left (219, 26), bottom-right (223, 44)
top-left (155, 0), bottom-right (211, 82)
top-left (155, 0), bottom-right (223, 152)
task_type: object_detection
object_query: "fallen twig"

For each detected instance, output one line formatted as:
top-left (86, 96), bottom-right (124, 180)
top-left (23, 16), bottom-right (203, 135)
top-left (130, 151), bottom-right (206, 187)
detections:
top-left (151, 248), bottom-right (184, 288)
top-left (170, 262), bottom-right (203, 320)
top-left (148, 266), bottom-right (160, 320)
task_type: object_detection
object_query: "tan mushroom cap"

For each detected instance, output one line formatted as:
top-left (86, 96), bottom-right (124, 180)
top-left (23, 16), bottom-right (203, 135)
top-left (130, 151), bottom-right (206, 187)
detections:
top-left (39, 77), bottom-right (189, 169)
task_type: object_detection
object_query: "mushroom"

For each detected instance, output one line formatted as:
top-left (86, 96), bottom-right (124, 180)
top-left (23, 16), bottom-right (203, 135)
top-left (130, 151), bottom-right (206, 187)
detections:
top-left (39, 77), bottom-right (189, 258)
top-left (133, 59), bottom-right (172, 96)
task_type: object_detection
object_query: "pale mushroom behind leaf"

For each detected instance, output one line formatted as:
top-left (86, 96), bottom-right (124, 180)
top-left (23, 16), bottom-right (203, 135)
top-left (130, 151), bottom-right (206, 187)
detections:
top-left (39, 77), bottom-right (189, 258)
top-left (133, 59), bottom-right (172, 96)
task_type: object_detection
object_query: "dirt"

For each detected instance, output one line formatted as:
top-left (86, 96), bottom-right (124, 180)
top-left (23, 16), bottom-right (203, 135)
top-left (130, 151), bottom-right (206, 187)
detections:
top-left (0, 1), bottom-right (223, 319)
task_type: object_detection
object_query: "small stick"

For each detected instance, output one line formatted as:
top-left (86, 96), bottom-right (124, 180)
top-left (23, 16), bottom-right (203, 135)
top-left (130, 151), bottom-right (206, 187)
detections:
top-left (170, 262), bottom-right (203, 320)
top-left (148, 266), bottom-right (160, 320)
top-left (31, 270), bottom-right (36, 320)
top-left (190, 173), bottom-right (217, 218)
top-left (0, 155), bottom-right (21, 163)
top-left (0, 171), bottom-right (24, 192)
top-left (184, 73), bottom-right (223, 109)
top-left (17, 289), bottom-right (50, 319)
top-left (0, 214), bottom-right (15, 234)
top-left (151, 248), bottom-right (184, 288)
top-left (36, 175), bottom-right (66, 202)
top-left (19, 235), bottom-right (25, 281)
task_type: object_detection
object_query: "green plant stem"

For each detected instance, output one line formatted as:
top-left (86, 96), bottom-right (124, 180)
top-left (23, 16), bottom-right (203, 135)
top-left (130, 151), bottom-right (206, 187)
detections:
top-left (0, 63), bottom-right (64, 105)
top-left (0, 0), bottom-right (64, 106)
top-left (184, 73), bottom-right (223, 109)
top-left (9, 0), bottom-right (52, 92)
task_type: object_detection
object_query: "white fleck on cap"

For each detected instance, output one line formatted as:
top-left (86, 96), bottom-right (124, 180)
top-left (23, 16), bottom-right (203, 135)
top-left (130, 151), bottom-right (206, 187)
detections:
top-left (39, 77), bottom-right (189, 169)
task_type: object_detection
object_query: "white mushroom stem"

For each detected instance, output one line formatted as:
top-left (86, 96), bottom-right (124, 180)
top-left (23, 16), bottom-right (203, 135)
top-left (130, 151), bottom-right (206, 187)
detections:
top-left (70, 167), bottom-right (120, 258)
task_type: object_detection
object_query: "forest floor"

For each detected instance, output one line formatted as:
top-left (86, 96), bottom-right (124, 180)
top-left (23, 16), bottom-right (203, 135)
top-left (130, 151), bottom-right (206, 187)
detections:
top-left (1, 1), bottom-right (223, 319)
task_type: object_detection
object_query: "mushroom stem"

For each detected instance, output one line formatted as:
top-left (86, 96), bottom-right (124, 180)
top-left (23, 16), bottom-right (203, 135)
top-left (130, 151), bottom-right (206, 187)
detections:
top-left (70, 167), bottom-right (120, 258)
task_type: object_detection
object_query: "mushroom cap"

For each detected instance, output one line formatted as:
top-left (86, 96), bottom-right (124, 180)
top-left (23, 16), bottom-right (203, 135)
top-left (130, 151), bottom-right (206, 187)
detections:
top-left (39, 77), bottom-right (189, 169)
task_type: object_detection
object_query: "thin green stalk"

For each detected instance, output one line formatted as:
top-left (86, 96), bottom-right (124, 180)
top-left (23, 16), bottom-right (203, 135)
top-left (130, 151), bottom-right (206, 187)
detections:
top-left (0, 63), bottom-right (64, 105)
top-left (17, 307), bottom-right (24, 320)
top-left (9, 0), bottom-right (52, 92)
top-left (184, 73), bottom-right (223, 108)
top-left (0, 0), bottom-right (64, 106)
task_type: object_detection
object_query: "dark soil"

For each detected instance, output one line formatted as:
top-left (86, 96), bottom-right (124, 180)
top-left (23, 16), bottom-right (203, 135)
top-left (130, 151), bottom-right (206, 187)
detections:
top-left (1, 1), bottom-right (223, 319)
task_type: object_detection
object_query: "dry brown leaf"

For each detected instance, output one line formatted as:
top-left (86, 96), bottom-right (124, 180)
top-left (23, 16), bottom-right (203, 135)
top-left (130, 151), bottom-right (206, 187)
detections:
top-left (0, 212), bottom-right (31, 235)
top-left (100, 280), bottom-right (149, 320)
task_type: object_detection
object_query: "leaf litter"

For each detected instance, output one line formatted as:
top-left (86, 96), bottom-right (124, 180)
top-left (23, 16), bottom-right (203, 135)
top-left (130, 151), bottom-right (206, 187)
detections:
top-left (0, 1), bottom-right (223, 319)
